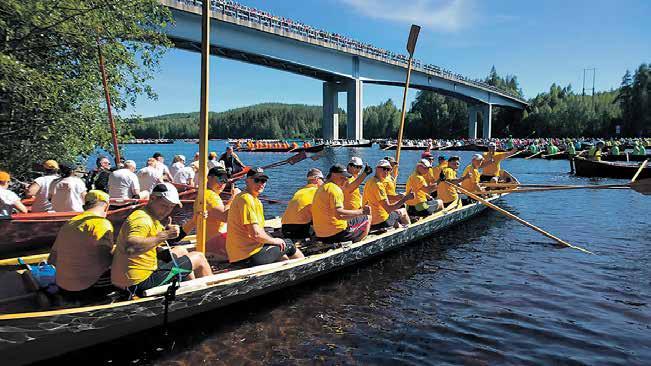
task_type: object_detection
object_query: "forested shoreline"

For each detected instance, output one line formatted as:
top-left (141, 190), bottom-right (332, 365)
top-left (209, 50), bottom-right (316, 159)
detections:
top-left (130, 65), bottom-right (650, 140)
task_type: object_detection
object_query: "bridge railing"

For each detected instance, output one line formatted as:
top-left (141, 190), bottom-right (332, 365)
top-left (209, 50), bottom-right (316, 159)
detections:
top-left (177, 0), bottom-right (526, 103)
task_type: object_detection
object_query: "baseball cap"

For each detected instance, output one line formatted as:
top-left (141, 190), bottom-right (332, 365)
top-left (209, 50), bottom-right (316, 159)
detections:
top-left (307, 168), bottom-right (324, 179)
top-left (421, 151), bottom-right (433, 159)
top-left (488, 142), bottom-right (497, 148)
top-left (151, 182), bottom-right (182, 206)
top-left (152, 152), bottom-right (163, 159)
top-left (246, 167), bottom-right (269, 180)
top-left (178, 155), bottom-right (186, 161)
top-left (438, 155), bottom-right (447, 161)
top-left (328, 164), bottom-right (352, 178)
top-left (417, 159), bottom-right (431, 168)
top-left (208, 166), bottom-right (228, 177)
top-left (472, 153), bottom-right (484, 161)
top-left (376, 159), bottom-right (391, 168)
top-left (209, 151), bottom-right (217, 158)
top-left (85, 190), bottom-right (110, 205)
top-left (348, 157), bottom-right (363, 167)
top-left (384, 156), bottom-right (398, 165)
top-left (43, 160), bottom-right (59, 170)
top-left (448, 156), bottom-right (460, 162)
top-left (0, 171), bottom-right (10, 182)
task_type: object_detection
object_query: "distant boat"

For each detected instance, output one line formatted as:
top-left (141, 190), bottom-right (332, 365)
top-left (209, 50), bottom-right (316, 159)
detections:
top-left (573, 157), bottom-right (650, 179)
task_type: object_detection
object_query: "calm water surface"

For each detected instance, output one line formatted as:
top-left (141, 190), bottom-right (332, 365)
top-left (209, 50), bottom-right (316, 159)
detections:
top-left (50, 141), bottom-right (650, 365)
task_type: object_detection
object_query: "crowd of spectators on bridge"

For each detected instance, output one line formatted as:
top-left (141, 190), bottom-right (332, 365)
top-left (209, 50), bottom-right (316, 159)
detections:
top-left (180, 0), bottom-right (524, 102)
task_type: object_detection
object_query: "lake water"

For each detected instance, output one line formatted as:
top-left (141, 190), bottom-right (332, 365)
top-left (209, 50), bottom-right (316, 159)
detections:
top-left (50, 141), bottom-right (651, 365)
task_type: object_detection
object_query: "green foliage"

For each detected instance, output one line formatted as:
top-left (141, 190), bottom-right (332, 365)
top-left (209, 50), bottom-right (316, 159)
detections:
top-left (616, 64), bottom-right (651, 136)
top-left (0, 0), bottom-right (171, 178)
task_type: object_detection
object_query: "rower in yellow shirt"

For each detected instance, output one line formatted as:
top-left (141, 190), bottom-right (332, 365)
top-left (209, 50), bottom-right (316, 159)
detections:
top-left (383, 156), bottom-right (404, 204)
top-left (405, 159), bottom-right (443, 217)
top-left (437, 156), bottom-right (468, 208)
top-left (226, 168), bottom-right (304, 266)
top-left (312, 164), bottom-right (371, 243)
top-left (343, 157), bottom-right (371, 210)
top-left (481, 142), bottom-right (519, 183)
top-left (362, 160), bottom-right (413, 231)
top-left (460, 154), bottom-right (485, 204)
top-left (430, 156), bottom-right (448, 195)
top-left (281, 168), bottom-right (324, 239)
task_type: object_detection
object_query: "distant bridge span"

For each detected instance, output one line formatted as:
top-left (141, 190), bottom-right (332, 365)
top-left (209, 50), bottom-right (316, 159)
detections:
top-left (162, 0), bottom-right (528, 139)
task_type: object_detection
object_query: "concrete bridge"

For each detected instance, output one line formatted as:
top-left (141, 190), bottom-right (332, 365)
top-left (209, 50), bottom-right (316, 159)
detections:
top-left (161, 0), bottom-right (528, 139)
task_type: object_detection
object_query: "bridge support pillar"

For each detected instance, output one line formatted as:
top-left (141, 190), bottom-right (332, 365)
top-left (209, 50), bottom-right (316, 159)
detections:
top-left (468, 105), bottom-right (479, 139)
top-left (322, 82), bottom-right (339, 140)
top-left (345, 79), bottom-right (363, 140)
top-left (481, 104), bottom-right (492, 138)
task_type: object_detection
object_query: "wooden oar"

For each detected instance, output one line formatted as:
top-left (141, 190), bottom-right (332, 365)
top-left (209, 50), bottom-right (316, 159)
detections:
top-left (631, 159), bottom-right (648, 183)
top-left (541, 151), bottom-right (565, 159)
top-left (524, 151), bottom-right (543, 160)
top-left (450, 183), bottom-right (593, 254)
top-left (630, 178), bottom-right (651, 195)
top-left (468, 184), bottom-right (630, 195)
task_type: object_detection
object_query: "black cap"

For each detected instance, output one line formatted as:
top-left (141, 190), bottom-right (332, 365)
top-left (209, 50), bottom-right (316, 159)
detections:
top-left (384, 156), bottom-right (398, 165)
top-left (329, 164), bottom-right (352, 178)
top-left (448, 156), bottom-right (460, 162)
top-left (208, 166), bottom-right (228, 177)
top-left (246, 167), bottom-right (269, 180)
top-left (438, 155), bottom-right (447, 161)
top-left (153, 152), bottom-right (163, 159)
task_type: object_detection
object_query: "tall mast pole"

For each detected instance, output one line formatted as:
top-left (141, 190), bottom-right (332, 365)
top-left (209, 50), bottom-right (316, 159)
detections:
top-left (196, 0), bottom-right (211, 253)
top-left (96, 39), bottom-right (121, 165)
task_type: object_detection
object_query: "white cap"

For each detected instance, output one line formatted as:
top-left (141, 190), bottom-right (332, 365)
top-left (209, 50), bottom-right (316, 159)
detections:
top-left (124, 160), bottom-right (136, 168)
top-left (151, 182), bottom-right (182, 206)
top-left (348, 157), bottom-right (363, 166)
top-left (178, 155), bottom-right (186, 161)
top-left (472, 153), bottom-right (484, 161)
top-left (417, 159), bottom-right (431, 168)
top-left (488, 142), bottom-right (497, 148)
top-left (376, 159), bottom-right (391, 168)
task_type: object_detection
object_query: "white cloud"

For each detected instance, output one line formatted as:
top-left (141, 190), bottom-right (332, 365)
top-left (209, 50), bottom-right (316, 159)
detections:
top-left (340, 0), bottom-right (471, 32)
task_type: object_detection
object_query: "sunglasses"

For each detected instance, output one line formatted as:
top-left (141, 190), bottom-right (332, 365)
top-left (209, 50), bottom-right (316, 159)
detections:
top-left (253, 178), bottom-right (268, 184)
top-left (216, 175), bottom-right (229, 183)
top-left (379, 166), bottom-right (392, 171)
top-left (348, 164), bottom-right (362, 169)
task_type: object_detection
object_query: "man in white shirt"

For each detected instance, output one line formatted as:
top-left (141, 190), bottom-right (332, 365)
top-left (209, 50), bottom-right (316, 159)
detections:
top-left (152, 152), bottom-right (173, 181)
top-left (0, 171), bottom-right (28, 218)
top-left (108, 160), bottom-right (141, 200)
top-left (169, 155), bottom-right (186, 179)
top-left (174, 161), bottom-right (198, 186)
top-left (137, 158), bottom-right (163, 194)
top-left (50, 164), bottom-right (87, 212)
top-left (25, 160), bottom-right (60, 212)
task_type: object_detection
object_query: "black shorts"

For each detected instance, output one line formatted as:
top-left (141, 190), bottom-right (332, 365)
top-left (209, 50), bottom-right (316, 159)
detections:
top-left (370, 211), bottom-right (400, 231)
top-left (127, 254), bottom-right (193, 296)
top-left (480, 175), bottom-right (497, 182)
top-left (232, 240), bottom-right (297, 268)
top-left (318, 216), bottom-right (369, 244)
top-left (442, 200), bottom-right (457, 209)
top-left (407, 203), bottom-right (438, 217)
top-left (281, 223), bottom-right (312, 239)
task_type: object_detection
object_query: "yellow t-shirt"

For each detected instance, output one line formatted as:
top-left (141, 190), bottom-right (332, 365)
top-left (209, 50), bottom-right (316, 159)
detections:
top-left (430, 162), bottom-right (448, 182)
top-left (405, 172), bottom-right (428, 206)
top-left (461, 165), bottom-right (481, 192)
top-left (51, 211), bottom-right (114, 291)
top-left (437, 167), bottom-right (458, 204)
top-left (343, 176), bottom-right (362, 210)
top-left (226, 192), bottom-right (265, 263)
top-left (312, 182), bottom-right (348, 238)
top-left (193, 188), bottom-right (225, 241)
top-left (384, 175), bottom-right (397, 196)
top-left (281, 184), bottom-right (318, 225)
top-left (111, 209), bottom-right (164, 288)
top-left (362, 176), bottom-right (389, 225)
top-left (482, 152), bottom-right (507, 176)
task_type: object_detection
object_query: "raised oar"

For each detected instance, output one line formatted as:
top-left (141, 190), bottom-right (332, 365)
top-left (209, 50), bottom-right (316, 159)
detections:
top-left (450, 183), bottom-right (593, 254)
top-left (631, 159), bottom-right (648, 183)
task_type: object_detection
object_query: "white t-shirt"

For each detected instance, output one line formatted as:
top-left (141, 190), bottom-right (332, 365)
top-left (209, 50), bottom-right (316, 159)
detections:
top-left (169, 162), bottom-right (185, 180)
top-left (137, 166), bottom-right (162, 193)
top-left (31, 174), bottom-right (59, 212)
top-left (50, 177), bottom-right (87, 212)
top-left (155, 162), bottom-right (171, 179)
top-left (0, 187), bottom-right (20, 218)
top-left (108, 168), bottom-right (140, 199)
top-left (173, 166), bottom-right (195, 185)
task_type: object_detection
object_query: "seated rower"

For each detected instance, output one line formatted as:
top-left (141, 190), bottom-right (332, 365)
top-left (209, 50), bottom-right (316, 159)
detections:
top-left (312, 164), bottom-right (371, 244)
top-left (49, 190), bottom-right (114, 298)
top-left (183, 166), bottom-right (236, 262)
top-left (383, 156), bottom-right (403, 203)
top-left (460, 154), bottom-right (485, 204)
top-left (480, 143), bottom-right (518, 183)
top-left (226, 168), bottom-right (304, 267)
top-left (437, 156), bottom-right (467, 209)
top-left (587, 141), bottom-right (605, 161)
top-left (108, 160), bottom-right (142, 200)
top-left (111, 183), bottom-right (212, 296)
top-left (429, 155), bottom-right (448, 196)
top-left (363, 160), bottom-right (413, 231)
top-left (281, 168), bottom-right (324, 239)
top-left (0, 171), bottom-right (28, 218)
top-left (405, 159), bottom-right (443, 217)
top-left (25, 160), bottom-right (60, 213)
top-left (343, 157), bottom-right (371, 210)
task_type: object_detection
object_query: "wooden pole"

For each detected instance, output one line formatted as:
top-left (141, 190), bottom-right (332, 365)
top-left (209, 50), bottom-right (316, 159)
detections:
top-left (195, 0), bottom-right (211, 254)
top-left (394, 25), bottom-right (420, 176)
top-left (631, 159), bottom-right (648, 183)
top-left (96, 39), bottom-right (121, 166)
top-left (451, 183), bottom-right (593, 254)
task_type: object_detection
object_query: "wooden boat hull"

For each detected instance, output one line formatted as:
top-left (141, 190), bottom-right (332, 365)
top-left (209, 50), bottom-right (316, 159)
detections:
top-left (601, 154), bottom-right (650, 162)
top-left (235, 144), bottom-right (325, 153)
top-left (0, 195), bottom-right (500, 365)
top-left (573, 158), bottom-right (650, 179)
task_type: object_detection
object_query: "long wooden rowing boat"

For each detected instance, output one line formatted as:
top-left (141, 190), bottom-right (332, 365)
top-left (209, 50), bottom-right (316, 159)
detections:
top-left (0, 187), bottom-right (197, 258)
top-left (0, 178), bottom-right (517, 364)
top-left (573, 157), bottom-right (650, 179)
top-left (235, 144), bottom-right (325, 153)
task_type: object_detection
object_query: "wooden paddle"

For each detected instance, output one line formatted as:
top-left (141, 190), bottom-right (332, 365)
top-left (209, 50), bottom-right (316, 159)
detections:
top-left (467, 184), bottom-right (630, 195)
top-left (631, 159), bottom-right (648, 183)
top-left (450, 183), bottom-right (593, 254)
top-left (524, 151), bottom-right (543, 160)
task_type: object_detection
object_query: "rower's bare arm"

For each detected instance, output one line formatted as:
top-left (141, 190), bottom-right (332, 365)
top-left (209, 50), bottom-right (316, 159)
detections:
top-left (334, 206), bottom-right (368, 219)
top-left (381, 192), bottom-right (413, 212)
top-left (248, 223), bottom-right (284, 245)
top-left (207, 204), bottom-right (228, 222)
top-left (124, 228), bottom-right (177, 256)
top-left (25, 182), bottom-right (40, 198)
top-left (343, 173), bottom-right (367, 193)
top-left (13, 200), bottom-right (28, 214)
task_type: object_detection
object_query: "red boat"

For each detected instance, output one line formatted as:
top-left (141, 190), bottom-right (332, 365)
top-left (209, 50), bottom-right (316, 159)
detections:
top-left (0, 186), bottom-right (197, 259)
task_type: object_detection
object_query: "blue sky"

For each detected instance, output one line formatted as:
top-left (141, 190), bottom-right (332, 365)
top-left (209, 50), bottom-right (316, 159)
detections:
top-left (128, 0), bottom-right (650, 117)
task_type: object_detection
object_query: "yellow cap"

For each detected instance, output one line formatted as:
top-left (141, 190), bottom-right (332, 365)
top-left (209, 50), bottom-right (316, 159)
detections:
top-left (85, 190), bottom-right (110, 205)
top-left (43, 160), bottom-right (59, 170)
top-left (0, 171), bottom-right (10, 182)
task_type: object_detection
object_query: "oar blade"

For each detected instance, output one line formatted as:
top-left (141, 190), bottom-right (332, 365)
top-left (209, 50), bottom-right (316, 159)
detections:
top-left (631, 178), bottom-right (651, 195)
